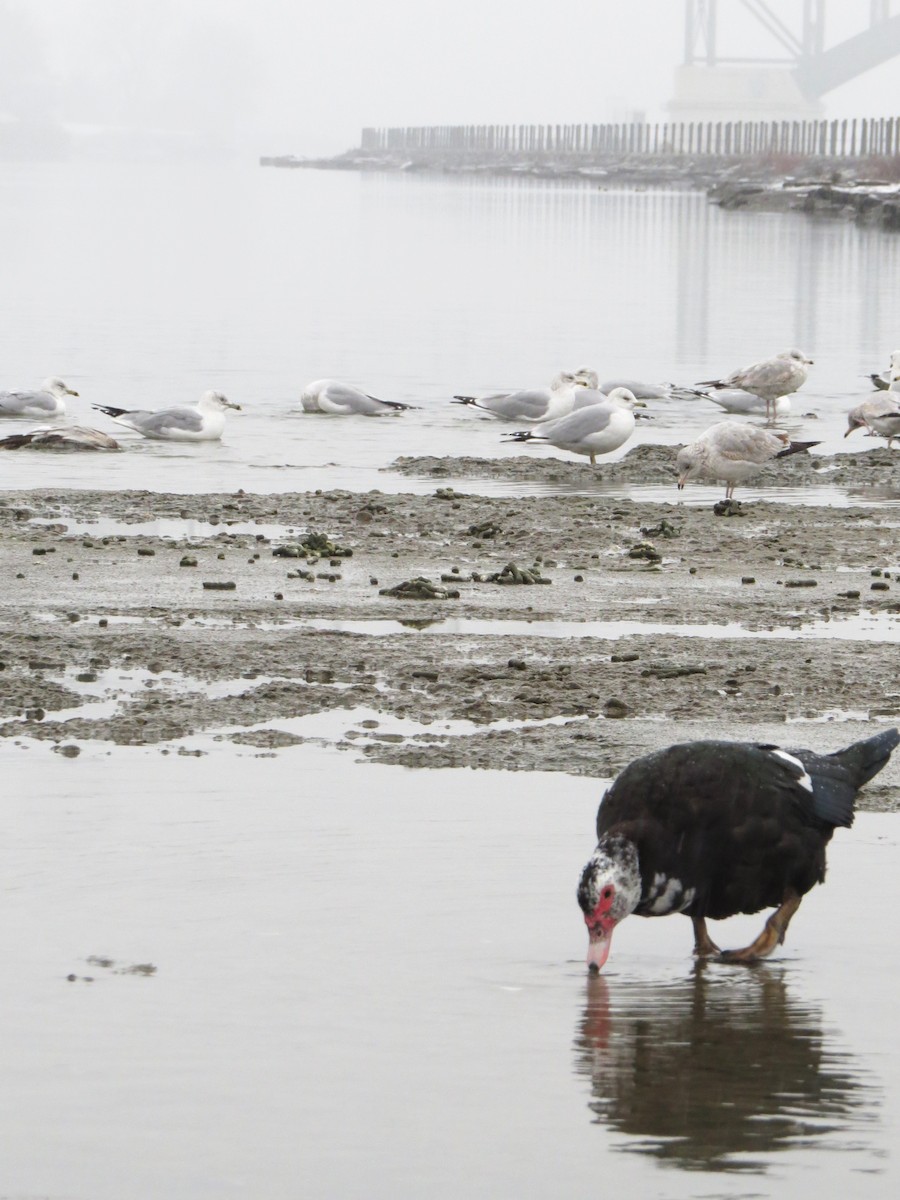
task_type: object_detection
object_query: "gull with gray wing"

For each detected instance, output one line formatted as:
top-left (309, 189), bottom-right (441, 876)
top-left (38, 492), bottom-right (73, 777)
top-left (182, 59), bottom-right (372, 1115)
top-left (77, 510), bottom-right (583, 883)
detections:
top-left (301, 379), bottom-right (414, 415)
top-left (452, 369), bottom-right (591, 423)
top-left (0, 378), bottom-right (79, 419)
top-left (706, 389), bottom-right (792, 417)
top-left (93, 390), bottom-right (240, 442)
top-left (502, 387), bottom-right (637, 465)
top-left (846, 365), bottom-right (900, 449)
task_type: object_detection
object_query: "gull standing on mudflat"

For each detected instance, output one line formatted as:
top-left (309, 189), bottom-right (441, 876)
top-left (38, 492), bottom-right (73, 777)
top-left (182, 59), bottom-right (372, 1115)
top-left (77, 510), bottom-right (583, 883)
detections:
top-left (0, 378), bottom-right (79, 419)
top-left (846, 361), bottom-right (900, 448)
top-left (502, 387), bottom-right (637, 465)
top-left (93, 390), bottom-right (240, 442)
top-left (697, 349), bottom-right (813, 419)
top-left (676, 421), bottom-right (819, 499)
top-left (845, 398), bottom-right (900, 448)
top-left (451, 369), bottom-right (590, 423)
top-left (0, 426), bottom-right (121, 452)
top-left (301, 379), bottom-right (414, 415)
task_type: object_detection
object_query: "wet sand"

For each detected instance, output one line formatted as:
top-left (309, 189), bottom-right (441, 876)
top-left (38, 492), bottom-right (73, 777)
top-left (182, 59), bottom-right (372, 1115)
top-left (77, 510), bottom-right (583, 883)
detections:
top-left (2, 444), bottom-right (899, 805)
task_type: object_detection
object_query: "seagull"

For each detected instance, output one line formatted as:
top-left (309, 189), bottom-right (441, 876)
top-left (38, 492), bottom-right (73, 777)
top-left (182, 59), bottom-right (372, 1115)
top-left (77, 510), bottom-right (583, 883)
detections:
top-left (577, 730), bottom-right (899, 969)
top-left (847, 356), bottom-right (900, 447)
top-left (0, 378), bottom-right (79, 419)
top-left (0, 425), bottom-right (121, 452)
top-left (845, 395), bottom-right (900, 448)
top-left (705, 389), bottom-right (792, 417)
top-left (451, 369), bottom-right (591, 423)
top-left (867, 349), bottom-right (900, 391)
top-left (697, 349), bottom-right (813, 419)
top-left (92, 390), bottom-right (240, 441)
top-left (301, 379), bottom-right (414, 415)
top-left (501, 388), bottom-right (637, 465)
top-left (676, 421), bottom-right (820, 499)
top-left (598, 378), bottom-right (706, 401)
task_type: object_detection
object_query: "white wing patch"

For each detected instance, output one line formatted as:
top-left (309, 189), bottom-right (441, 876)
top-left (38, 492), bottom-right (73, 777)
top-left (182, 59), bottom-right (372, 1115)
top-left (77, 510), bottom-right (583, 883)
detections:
top-left (648, 877), bottom-right (684, 914)
top-left (770, 749), bottom-right (814, 793)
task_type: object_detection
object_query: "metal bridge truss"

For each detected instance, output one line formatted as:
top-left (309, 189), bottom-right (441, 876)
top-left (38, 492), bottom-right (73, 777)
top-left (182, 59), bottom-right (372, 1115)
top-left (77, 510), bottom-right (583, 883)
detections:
top-left (684, 1), bottom-right (900, 98)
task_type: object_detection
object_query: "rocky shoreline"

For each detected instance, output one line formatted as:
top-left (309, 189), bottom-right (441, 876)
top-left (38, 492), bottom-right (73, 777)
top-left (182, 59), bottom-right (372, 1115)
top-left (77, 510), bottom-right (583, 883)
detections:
top-left (2, 444), bottom-right (899, 807)
top-left (261, 148), bottom-right (900, 230)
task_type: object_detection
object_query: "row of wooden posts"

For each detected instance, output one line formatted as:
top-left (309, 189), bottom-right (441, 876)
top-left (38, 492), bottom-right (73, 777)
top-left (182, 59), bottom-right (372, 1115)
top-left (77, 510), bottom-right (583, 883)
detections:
top-left (360, 117), bottom-right (900, 160)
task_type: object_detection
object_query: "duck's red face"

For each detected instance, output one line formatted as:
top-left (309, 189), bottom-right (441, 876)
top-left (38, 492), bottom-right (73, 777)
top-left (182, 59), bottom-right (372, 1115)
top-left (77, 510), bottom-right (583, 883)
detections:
top-left (577, 837), bottom-right (642, 971)
top-left (583, 883), bottom-right (618, 970)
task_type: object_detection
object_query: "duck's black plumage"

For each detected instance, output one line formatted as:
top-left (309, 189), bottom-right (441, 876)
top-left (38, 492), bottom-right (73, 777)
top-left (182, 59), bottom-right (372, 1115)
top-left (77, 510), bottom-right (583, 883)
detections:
top-left (578, 730), bottom-right (898, 966)
top-left (596, 732), bottom-right (895, 920)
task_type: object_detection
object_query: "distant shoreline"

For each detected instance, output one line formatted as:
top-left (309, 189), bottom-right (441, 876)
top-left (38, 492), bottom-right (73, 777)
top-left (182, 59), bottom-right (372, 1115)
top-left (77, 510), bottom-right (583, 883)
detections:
top-left (260, 149), bottom-right (900, 231)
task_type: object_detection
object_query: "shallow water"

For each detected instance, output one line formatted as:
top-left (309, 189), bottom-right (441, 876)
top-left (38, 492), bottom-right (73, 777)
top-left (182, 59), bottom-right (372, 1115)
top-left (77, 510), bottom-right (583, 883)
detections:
top-left (4, 160), bottom-right (900, 1199)
top-left (27, 608), bottom-right (900, 643)
top-left (1, 742), bottom-right (896, 1198)
top-left (1, 164), bottom-right (900, 498)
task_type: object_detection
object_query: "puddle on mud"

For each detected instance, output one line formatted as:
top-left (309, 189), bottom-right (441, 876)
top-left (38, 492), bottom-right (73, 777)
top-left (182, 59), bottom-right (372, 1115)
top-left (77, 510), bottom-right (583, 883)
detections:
top-left (29, 516), bottom-right (296, 540)
top-left (194, 705), bottom-right (590, 751)
top-left (1, 745), bottom-right (895, 1198)
top-left (25, 610), bottom-right (900, 644)
top-left (281, 612), bottom-right (900, 642)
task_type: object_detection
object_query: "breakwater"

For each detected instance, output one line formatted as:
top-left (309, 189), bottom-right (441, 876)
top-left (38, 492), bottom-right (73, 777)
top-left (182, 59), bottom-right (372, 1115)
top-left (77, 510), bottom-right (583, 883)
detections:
top-left (260, 115), bottom-right (900, 230)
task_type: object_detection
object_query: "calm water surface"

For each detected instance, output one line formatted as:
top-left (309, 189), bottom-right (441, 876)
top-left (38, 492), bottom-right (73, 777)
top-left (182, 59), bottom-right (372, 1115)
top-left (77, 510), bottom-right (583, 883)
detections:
top-left (1, 163), bottom-right (899, 496)
top-left (1, 743), bottom-right (895, 1198)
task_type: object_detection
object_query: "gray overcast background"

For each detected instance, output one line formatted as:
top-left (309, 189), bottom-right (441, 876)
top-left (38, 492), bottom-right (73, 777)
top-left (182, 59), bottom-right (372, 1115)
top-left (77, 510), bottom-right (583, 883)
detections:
top-left (0, 1), bottom-right (894, 157)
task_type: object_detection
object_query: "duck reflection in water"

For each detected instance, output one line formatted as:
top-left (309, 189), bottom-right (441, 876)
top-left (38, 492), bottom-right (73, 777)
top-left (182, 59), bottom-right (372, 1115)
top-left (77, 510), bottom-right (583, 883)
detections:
top-left (573, 964), bottom-right (879, 1175)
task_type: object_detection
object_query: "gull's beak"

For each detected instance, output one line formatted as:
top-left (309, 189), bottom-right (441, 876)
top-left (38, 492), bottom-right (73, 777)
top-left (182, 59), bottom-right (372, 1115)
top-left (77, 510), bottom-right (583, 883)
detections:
top-left (843, 426), bottom-right (856, 438)
top-left (677, 472), bottom-right (688, 489)
top-left (67, 388), bottom-right (80, 397)
top-left (225, 400), bottom-right (242, 411)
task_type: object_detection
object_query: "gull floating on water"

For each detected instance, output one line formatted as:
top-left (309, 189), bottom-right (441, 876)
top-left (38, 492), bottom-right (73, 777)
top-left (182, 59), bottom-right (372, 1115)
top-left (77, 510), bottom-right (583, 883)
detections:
top-left (0, 425), bottom-right (121, 452)
top-left (452, 369), bottom-right (593, 423)
top-left (706, 389), bottom-right (792, 417)
top-left (598, 377), bottom-right (706, 401)
top-left (0, 378), bottom-right (79, 419)
top-left (697, 349), bottom-right (813, 419)
top-left (866, 350), bottom-right (900, 392)
top-left (93, 390), bottom-right (240, 441)
top-left (676, 422), bottom-right (819, 499)
top-left (301, 379), bottom-right (414, 415)
top-left (501, 387), bottom-right (637, 465)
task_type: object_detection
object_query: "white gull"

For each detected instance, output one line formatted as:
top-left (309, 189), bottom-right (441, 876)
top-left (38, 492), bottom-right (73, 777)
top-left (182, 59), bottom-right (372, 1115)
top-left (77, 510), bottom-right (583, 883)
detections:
top-left (452, 369), bottom-right (592, 423)
top-left (301, 379), bottom-right (414, 415)
top-left (501, 387), bottom-right (637, 465)
top-left (93, 390), bottom-right (240, 442)
top-left (0, 377), bottom-right (79, 419)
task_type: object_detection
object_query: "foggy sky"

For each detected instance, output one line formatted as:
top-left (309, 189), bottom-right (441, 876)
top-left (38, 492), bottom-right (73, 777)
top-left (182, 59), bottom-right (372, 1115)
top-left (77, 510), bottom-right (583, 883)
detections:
top-left (1, 1), bottom-right (895, 157)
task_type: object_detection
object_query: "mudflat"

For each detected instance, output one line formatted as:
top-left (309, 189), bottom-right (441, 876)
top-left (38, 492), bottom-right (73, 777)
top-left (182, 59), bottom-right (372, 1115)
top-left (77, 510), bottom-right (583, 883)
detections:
top-left (2, 444), bottom-right (898, 806)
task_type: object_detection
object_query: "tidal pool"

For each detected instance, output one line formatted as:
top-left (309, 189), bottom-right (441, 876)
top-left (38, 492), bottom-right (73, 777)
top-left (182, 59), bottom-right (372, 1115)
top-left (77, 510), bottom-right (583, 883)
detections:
top-left (1, 741), bottom-right (895, 1198)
